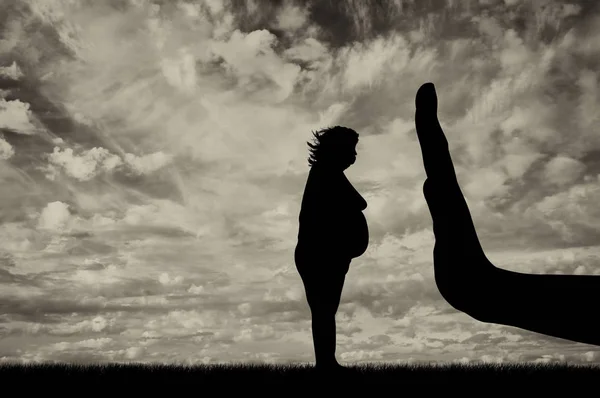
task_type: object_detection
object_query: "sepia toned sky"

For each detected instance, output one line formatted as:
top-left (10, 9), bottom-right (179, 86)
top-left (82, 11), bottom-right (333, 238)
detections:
top-left (2, 0), bottom-right (600, 366)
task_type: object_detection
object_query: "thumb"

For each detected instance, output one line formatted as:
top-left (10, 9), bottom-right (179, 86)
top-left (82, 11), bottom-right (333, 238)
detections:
top-left (416, 82), bottom-right (438, 112)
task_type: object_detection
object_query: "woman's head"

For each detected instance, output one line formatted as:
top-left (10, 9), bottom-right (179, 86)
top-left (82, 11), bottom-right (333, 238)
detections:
top-left (306, 126), bottom-right (359, 170)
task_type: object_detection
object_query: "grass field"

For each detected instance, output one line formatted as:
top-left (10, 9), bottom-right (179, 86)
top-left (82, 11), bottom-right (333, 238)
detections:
top-left (2, 362), bottom-right (600, 391)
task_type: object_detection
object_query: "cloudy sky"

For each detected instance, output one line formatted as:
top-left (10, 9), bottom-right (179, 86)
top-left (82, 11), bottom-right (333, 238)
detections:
top-left (1, 0), bottom-right (600, 366)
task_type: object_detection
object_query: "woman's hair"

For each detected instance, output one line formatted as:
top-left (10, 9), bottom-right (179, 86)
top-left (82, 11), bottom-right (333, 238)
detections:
top-left (306, 125), bottom-right (359, 167)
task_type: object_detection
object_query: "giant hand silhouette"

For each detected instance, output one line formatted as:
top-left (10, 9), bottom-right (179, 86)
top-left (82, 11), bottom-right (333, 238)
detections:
top-left (415, 82), bottom-right (600, 347)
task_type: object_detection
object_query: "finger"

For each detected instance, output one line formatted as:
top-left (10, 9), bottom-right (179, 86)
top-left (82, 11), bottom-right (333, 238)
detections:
top-left (416, 82), bottom-right (437, 112)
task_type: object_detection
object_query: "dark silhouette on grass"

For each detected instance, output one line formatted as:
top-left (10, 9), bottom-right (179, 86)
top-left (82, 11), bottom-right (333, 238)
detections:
top-left (415, 82), bottom-right (600, 347)
top-left (295, 126), bottom-right (369, 371)
top-left (4, 362), bottom-right (600, 390)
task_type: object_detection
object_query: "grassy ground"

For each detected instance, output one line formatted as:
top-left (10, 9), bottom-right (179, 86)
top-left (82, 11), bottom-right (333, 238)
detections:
top-left (2, 362), bottom-right (599, 391)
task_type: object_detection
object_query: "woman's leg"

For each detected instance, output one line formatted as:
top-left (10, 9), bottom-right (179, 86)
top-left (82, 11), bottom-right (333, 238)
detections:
top-left (416, 82), bottom-right (600, 347)
top-left (297, 259), bottom-right (347, 368)
top-left (311, 272), bottom-right (346, 368)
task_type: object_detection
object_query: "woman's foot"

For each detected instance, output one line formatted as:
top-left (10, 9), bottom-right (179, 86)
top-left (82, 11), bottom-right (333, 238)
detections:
top-left (315, 360), bottom-right (346, 371)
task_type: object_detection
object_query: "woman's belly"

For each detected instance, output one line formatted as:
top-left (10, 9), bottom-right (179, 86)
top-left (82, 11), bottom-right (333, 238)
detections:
top-left (345, 211), bottom-right (369, 258)
top-left (296, 209), bottom-right (369, 259)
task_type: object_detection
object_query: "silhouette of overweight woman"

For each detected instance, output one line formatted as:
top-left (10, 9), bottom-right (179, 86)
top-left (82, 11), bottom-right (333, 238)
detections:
top-left (416, 82), bottom-right (600, 347)
top-left (295, 126), bottom-right (369, 370)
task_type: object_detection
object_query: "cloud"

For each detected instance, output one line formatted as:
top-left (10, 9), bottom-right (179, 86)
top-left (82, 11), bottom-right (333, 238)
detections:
top-left (0, 99), bottom-right (38, 134)
top-left (341, 35), bottom-right (410, 91)
top-left (160, 49), bottom-right (197, 92)
top-left (0, 61), bottom-right (24, 80)
top-left (44, 146), bottom-right (172, 181)
top-left (124, 151), bottom-right (173, 175)
top-left (188, 284), bottom-right (205, 294)
top-left (340, 349), bottom-right (384, 362)
top-left (366, 229), bottom-right (434, 269)
top-left (46, 146), bottom-right (123, 181)
top-left (123, 346), bottom-right (146, 360)
top-left (47, 315), bottom-right (116, 336)
top-left (577, 69), bottom-right (599, 130)
top-left (209, 29), bottom-right (302, 101)
top-left (283, 37), bottom-right (329, 66)
top-left (37, 201), bottom-right (71, 231)
top-left (498, 152), bottom-right (543, 180)
top-left (479, 354), bottom-right (505, 364)
top-left (0, 136), bottom-right (14, 159)
top-left (521, 180), bottom-right (600, 247)
top-left (233, 324), bottom-right (277, 342)
top-left (463, 167), bottom-right (509, 201)
top-left (158, 272), bottom-right (184, 286)
top-left (144, 309), bottom-right (219, 337)
top-left (51, 337), bottom-right (113, 351)
top-left (533, 1), bottom-right (582, 32)
top-left (583, 351), bottom-right (598, 362)
top-left (275, 2), bottom-right (308, 31)
top-left (542, 155), bottom-right (586, 186)
top-left (532, 353), bottom-right (566, 364)
top-left (476, 15), bottom-right (504, 39)
top-left (205, 0), bottom-right (225, 17)
top-left (499, 29), bottom-right (531, 71)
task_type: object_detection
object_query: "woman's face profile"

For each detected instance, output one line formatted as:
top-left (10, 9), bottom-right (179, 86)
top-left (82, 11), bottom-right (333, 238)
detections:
top-left (338, 140), bottom-right (358, 170)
